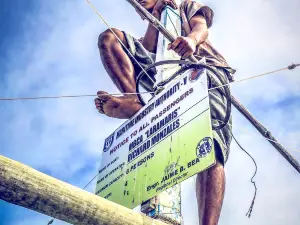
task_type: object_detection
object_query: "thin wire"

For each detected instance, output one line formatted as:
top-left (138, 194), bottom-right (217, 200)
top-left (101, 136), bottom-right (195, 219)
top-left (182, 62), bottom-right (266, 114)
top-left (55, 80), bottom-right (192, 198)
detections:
top-left (0, 91), bottom-right (154, 101)
top-left (231, 132), bottom-right (257, 218)
top-left (208, 64), bottom-right (299, 91)
top-left (215, 118), bottom-right (258, 217)
top-left (1, 64), bottom-right (297, 101)
top-left (166, 11), bottom-right (180, 37)
top-left (82, 173), bottom-right (101, 189)
top-left (86, 0), bottom-right (157, 88)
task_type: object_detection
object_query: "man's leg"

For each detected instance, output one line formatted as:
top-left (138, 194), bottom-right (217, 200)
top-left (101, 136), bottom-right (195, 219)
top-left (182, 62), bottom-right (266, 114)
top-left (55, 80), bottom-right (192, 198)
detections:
top-left (196, 159), bottom-right (225, 225)
top-left (95, 28), bottom-right (143, 119)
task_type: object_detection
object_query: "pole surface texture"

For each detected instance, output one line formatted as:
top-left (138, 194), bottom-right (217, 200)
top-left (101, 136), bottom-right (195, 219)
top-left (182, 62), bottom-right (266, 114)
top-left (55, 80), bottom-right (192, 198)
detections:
top-left (0, 155), bottom-right (167, 225)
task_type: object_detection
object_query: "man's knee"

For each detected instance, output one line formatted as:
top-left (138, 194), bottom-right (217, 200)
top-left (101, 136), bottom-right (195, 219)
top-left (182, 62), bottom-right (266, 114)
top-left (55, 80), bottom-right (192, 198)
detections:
top-left (196, 160), bottom-right (224, 182)
top-left (98, 28), bottom-right (124, 50)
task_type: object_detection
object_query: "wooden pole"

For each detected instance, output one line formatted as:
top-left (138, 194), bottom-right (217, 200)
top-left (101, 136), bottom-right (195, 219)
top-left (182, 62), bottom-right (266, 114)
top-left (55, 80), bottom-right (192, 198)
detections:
top-left (0, 155), bottom-right (167, 225)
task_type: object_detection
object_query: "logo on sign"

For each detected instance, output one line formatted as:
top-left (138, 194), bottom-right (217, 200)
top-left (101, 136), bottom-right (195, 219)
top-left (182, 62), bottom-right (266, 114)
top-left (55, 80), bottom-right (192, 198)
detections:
top-left (103, 133), bottom-right (115, 152)
top-left (196, 137), bottom-right (213, 158)
top-left (189, 68), bottom-right (205, 82)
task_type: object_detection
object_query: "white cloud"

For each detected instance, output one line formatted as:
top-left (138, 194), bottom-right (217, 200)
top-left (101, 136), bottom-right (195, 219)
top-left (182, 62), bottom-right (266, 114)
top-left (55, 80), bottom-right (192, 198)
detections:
top-left (209, 0), bottom-right (300, 105)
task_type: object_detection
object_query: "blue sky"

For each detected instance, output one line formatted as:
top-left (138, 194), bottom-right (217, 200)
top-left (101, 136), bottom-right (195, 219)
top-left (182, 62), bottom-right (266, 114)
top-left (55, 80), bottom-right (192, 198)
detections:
top-left (0, 0), bottom-right (300, 225)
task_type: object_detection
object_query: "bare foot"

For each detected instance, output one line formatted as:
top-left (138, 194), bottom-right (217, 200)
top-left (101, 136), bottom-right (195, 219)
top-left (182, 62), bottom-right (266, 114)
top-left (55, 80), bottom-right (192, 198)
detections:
top-left (94, 91), bottom-right (143, 119)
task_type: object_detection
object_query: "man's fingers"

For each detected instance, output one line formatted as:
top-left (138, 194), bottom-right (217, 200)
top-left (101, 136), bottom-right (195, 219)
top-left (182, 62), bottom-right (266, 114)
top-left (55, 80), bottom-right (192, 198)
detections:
top-left (169, 0), bottom-right (177, 9)
top-left (94, 96), bottom-right (105, 114)
top-left (178, 46), bottom-right (188, 56)
top-left (98, 107), bottom-right (104, 114)
top-left (165, 0), bottom-right (177, 9)
top-left (168, 37), bottom-right (182, 50)
top-left (168, 43), bottom-right (171, 50)
top-left (170, 0), bottom-right (178, 9)
top-left (174, 43), bottom-right (185, 54)
top-left (182, 50), bottom-right (193, 59)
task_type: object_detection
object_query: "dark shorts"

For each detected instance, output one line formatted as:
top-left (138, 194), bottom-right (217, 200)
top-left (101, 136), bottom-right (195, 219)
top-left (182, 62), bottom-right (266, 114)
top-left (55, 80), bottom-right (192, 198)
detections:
top-left (123, 32), bottom-right (232, 165)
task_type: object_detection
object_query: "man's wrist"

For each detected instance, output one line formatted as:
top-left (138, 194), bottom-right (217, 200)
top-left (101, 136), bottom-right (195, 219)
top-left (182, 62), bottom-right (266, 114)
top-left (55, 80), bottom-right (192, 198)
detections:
top-left (152, 10), bottom-right (161, 19)
top-left (188, 35), bottom-right (198, 46)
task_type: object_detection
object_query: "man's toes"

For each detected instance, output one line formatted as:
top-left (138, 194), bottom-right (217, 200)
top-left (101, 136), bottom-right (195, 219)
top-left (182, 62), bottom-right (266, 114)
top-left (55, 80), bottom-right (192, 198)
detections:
top-left (94, 98), bottom-right (101, 108)
top-left (98, 108), bottom-right (105, 114)
top-left (94, 98), bottom-right (104, 114)
top-left (94, 98), bottom-right (100, 104)
top-left (97, 91), bottom-right (110, 102)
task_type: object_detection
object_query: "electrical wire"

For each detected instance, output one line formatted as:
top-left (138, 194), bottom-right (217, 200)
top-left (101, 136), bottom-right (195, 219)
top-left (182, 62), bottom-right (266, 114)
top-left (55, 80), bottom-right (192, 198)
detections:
top-left (0, 63), bottom-right (298, 101)
top-left (0, 91), bottom-right (154, 101)
top-left (231, 132), bottom-right (258, 218)
top-left (209, 63), bottom-right (300, 91)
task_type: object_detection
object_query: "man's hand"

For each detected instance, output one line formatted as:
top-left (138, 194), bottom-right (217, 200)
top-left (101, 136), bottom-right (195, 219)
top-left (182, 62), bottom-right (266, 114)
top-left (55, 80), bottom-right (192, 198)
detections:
top-left (168, 36), bottom-right (197, 59)
top-left (152, 0), bottom-right (178, 14)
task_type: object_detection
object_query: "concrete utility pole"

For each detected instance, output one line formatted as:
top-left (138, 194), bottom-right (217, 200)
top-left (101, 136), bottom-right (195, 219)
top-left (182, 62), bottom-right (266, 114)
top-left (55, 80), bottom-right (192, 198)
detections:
top-left (0, 155), bottom-right (168, 225)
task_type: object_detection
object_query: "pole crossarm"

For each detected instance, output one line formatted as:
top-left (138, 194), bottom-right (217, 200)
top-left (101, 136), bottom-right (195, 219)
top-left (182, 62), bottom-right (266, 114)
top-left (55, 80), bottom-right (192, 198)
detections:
top-left (0, 155), bottom-right (168, 225)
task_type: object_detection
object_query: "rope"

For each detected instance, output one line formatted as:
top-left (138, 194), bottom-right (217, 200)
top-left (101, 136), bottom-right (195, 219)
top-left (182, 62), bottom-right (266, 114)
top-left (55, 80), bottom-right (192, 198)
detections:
top-left (86, 0), bottom-right (157, 88)
top-left (1, 63), bottom-right (297, 101)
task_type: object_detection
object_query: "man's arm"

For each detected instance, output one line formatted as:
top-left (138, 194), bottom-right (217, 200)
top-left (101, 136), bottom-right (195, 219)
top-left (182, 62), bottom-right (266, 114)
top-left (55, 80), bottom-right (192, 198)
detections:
top-left (141, 0), bottom-right (178, 53)
top-left (168, 14), bottom-right (209, 59)
top-left (141, 10), bottom-right (162, 53)
top-left (188, 14), bottom-right (209, 48)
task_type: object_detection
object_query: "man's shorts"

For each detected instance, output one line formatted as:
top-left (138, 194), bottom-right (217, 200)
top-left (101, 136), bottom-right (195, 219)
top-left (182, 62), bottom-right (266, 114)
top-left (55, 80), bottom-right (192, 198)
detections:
top-left (123, 32), bottom-right (232, 165)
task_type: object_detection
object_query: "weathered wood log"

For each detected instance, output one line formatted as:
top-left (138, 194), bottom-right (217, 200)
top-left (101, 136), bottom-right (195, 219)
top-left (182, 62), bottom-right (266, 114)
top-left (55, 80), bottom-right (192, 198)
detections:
top-left (0, 155), bottom-right (167, 225)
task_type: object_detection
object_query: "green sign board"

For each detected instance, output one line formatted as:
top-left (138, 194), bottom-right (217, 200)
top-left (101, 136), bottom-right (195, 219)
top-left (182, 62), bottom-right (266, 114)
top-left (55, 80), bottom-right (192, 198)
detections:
top-left (96, 68), bottom-right (216, 209)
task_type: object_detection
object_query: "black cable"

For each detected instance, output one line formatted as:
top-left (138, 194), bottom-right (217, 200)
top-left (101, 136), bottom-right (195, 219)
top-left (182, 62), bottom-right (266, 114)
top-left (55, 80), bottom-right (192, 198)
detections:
top-left (47, 219), bottom-right (54, 225)
top-left (231, 131), bottom-right (258, 218)
top-left (135, 60), bottom-right (232, 131)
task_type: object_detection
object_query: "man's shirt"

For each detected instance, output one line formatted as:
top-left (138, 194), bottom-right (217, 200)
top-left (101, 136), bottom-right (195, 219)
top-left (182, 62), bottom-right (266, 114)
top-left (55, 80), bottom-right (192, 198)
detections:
top-left (180, 0), bottom-right (235, 77)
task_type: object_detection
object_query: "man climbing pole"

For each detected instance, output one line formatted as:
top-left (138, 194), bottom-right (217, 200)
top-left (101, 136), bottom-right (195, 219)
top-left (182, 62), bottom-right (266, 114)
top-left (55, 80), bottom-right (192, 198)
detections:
top-left (94, 0), bottom-right (235, 224)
